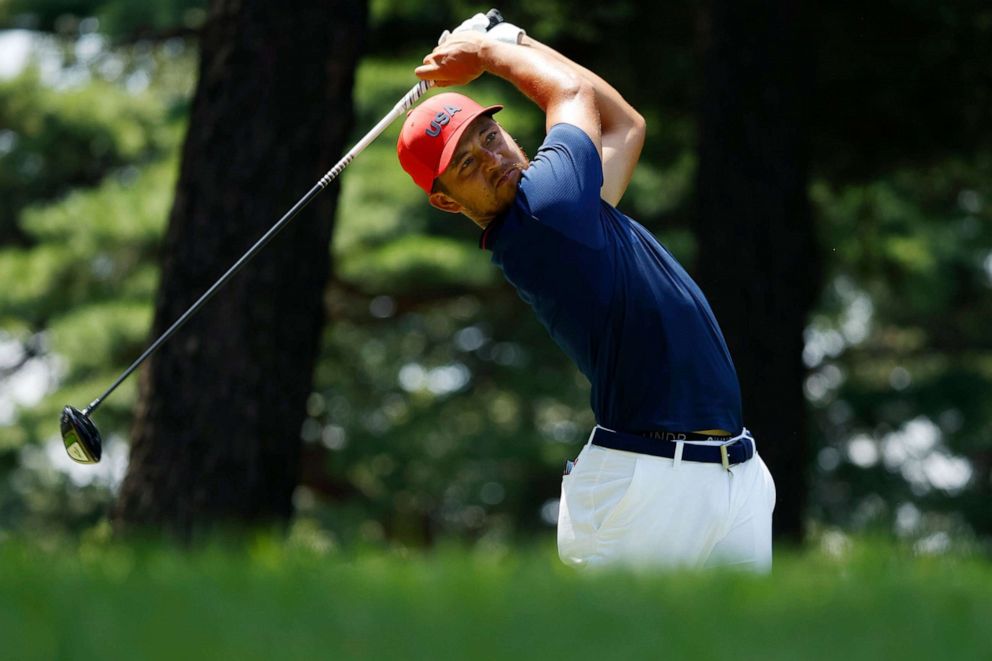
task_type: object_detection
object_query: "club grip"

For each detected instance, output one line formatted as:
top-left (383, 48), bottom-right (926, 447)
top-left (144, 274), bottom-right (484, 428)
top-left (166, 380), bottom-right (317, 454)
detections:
top-left (485, 9), bottom-right (504, 30)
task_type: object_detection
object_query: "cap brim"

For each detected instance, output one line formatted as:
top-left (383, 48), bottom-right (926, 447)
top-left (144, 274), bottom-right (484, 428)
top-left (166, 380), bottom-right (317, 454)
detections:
top-left (435, 104), bottom-right (503, 183)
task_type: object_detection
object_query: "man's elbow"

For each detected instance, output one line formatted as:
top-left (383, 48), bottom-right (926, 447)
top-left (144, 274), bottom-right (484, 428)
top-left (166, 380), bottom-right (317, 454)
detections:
top-left (558, 75), bottom-right (596, 107)
top-left (542, 74), bottom-right (596, 117)
top-left (628, 112), bottom-right (646, 148)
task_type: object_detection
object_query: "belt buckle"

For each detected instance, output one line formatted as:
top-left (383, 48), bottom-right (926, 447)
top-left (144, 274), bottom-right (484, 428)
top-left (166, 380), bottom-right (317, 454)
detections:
top-left (720, 444), bottom-right (731, 471)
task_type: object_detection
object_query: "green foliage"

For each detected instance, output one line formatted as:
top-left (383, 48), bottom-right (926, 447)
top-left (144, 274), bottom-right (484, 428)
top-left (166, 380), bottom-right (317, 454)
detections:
top-left (1, 158), bottom-right (174, 322)
top-left (1, 0), bottom-right (206, 38)
top-left (307, 286), bottom-right (591, 544)
top-left (0, 69), bottom-right (175, 243)
top-left (0, 537), bottom-right (990, 660)
top-left (2, 1), bottom-right (992, 549)
top-left (338, 235), bottom-right (495, 292)
top-left (808, 157), bottom-right (992, 536)
top-left (0, 34), bottom-right (188, 533)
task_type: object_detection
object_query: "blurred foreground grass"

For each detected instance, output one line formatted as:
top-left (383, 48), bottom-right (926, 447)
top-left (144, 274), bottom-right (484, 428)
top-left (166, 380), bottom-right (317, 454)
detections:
top-left (0, 536), bottom-right (989, 661)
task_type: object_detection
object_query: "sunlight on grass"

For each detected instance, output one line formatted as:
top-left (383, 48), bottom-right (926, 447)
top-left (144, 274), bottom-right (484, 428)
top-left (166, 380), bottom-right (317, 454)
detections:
top-left (0, 536), bottom-right (988, 661)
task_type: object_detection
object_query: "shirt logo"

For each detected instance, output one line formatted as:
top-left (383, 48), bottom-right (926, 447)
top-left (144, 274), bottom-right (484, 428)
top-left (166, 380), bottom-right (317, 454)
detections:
top-left (425, 105), bottom-right (461, 137)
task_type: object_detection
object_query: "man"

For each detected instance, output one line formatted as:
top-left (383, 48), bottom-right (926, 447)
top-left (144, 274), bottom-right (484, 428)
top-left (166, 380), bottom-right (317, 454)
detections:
top-left (397, 20), bottom-right (776, 571)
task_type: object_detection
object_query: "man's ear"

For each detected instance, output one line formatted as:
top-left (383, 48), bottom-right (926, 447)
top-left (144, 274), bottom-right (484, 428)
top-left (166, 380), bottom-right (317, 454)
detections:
top-left (429, 191), bottom-right (462, 214)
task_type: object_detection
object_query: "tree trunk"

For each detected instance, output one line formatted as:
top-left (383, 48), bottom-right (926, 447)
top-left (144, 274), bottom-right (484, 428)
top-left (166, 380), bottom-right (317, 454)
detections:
top-left (114, 0), bottom-right (367, 538)
top-left (694, 0), bottom-right (819, 542)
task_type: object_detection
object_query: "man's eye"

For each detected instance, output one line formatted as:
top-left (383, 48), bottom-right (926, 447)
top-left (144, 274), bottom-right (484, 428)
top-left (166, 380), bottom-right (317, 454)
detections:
top-left (460, 157), bottom-right (473, 170)
top-left (486, 131), bottom-right (497, 143)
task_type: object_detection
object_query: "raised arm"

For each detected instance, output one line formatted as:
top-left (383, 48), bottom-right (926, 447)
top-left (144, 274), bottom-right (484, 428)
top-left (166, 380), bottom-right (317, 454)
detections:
top-left (414, 32), bottom-right (602, 161)
top-left (518, 37), bottom-right (645, 207)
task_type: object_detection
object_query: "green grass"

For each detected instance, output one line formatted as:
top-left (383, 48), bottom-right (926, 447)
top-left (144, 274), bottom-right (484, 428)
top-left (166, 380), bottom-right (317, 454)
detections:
top-left (0, 536), bottom-right (989, 660)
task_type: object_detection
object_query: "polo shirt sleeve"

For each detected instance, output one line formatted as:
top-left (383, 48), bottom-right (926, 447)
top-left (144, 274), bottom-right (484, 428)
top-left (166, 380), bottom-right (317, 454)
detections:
top-left (516, 123), bottom-right (605, 247)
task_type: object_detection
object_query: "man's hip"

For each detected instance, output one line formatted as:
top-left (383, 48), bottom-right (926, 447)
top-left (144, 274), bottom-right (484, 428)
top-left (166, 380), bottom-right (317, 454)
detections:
top-left (557, 426), bottom-right (775, 571)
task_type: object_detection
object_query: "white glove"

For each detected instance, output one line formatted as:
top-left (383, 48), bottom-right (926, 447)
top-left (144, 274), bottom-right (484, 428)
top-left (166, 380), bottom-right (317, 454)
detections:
top-left (438, 12), bottom-right (489, 46)
top-left (487, 21), bottom-right (525, 45)
top-left (438, 13), bottom-right (526, 46)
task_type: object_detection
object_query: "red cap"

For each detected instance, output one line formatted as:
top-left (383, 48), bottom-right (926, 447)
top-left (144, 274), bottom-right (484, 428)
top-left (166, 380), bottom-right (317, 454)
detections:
top-left (397, 92), bottom-right (502, 195)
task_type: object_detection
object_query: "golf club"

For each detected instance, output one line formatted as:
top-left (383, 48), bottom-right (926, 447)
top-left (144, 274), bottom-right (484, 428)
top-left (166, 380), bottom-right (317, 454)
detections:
top-left (60, 9), bottom-right (507, 464)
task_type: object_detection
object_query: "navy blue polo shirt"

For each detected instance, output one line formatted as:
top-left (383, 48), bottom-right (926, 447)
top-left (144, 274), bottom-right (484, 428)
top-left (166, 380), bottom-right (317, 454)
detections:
top-left (479, 123), bottom-right (742, 433)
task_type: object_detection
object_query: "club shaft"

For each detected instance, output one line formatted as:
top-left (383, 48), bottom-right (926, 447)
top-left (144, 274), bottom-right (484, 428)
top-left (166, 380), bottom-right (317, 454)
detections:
top-left (84, 80), bottom-right (434, 416)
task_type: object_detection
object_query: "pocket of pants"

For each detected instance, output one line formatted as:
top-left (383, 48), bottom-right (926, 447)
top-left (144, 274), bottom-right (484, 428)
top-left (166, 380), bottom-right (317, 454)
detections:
top-left (592, 451), bottom-right (643, 533)
top-left (562, 445), bottom-right (590, 481)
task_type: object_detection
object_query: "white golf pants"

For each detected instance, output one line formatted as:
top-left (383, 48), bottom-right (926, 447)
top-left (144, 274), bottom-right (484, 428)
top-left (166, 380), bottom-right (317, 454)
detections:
top-left (557, 430), bottom-right (776, 572)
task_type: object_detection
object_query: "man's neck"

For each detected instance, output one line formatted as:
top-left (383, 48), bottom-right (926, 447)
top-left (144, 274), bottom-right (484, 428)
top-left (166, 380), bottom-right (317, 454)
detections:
top-left (468, 212), bottom-right (496, 230)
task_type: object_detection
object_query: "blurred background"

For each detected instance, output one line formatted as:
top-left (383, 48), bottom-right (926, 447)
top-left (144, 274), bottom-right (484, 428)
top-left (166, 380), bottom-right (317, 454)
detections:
top-left (0, 0), bottom-right (989, 554)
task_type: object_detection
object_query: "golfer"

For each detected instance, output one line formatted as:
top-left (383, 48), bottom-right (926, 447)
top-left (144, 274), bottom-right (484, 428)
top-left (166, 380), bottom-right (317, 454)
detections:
top-left (397, 21), bottom-right (776, 571)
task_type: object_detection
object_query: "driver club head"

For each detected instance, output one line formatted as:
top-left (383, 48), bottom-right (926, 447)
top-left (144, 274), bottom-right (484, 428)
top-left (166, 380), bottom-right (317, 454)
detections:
top-left (60, 406), bottom-right (103, 464)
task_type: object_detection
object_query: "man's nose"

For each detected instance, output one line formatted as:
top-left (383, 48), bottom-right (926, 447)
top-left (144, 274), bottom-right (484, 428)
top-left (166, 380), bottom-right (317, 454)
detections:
top-left (479, 148), bottom-right (500, 172)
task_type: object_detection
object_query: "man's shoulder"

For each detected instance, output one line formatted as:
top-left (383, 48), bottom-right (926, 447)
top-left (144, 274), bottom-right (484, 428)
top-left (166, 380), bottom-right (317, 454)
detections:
top-left (519, 125), bottom-right (602, 209)
top-left (484, 123), bottom-right (607, 253)
top-left (539, 122), bottom-right (600, 158)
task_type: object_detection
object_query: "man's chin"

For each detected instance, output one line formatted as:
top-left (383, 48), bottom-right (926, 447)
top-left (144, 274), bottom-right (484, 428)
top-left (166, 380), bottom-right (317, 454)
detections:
top-left (496, 169), bottom-right (522, 201)
top-left (495, 188), bottom-right (518, 214)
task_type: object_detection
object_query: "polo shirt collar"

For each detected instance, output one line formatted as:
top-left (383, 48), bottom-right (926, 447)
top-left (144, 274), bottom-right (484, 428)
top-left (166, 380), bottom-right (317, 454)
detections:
top-left (479, 215), bottom-right (506, 251)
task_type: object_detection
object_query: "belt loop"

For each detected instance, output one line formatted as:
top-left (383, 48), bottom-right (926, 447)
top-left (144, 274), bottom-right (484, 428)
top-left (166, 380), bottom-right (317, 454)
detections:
top-left (742, 427), bottom-right (755, 452)
top-left (673, 441), bottom-right (684, 470)
top-left (720, 445), bottom-right (731, 471)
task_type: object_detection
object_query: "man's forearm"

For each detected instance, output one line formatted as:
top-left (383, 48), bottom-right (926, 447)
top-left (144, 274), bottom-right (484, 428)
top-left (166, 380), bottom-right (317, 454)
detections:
top-left (520, 36), bottom-right (645, 205)
top-left (475, 39), bottom-right (597, 137)
top-left (520, 36), bottom-right (643, 135)
top-left (415, 31), bottom-right (603, 160)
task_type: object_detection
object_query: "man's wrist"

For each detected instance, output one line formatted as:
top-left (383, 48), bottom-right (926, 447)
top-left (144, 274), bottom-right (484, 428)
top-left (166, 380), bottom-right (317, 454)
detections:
top-left (488, 22), bottom-right (525, 45)
top-left (476, 38), bottom-right (500, 73)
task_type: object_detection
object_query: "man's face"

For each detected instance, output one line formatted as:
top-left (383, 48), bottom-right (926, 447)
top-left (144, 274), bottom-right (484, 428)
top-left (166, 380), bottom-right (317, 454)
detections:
top-left (429, 115), bottom-right (528, 225)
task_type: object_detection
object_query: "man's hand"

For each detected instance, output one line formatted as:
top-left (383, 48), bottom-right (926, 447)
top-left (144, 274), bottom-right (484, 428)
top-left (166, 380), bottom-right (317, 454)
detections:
top-left (438, 12), bottom-right (526, 46)
top-left (437, 12), bottom-right (489, 46)
top-left (414, 28), bottom-right (602, 158)
top-left (416, 32), bottom-right (489, 88)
